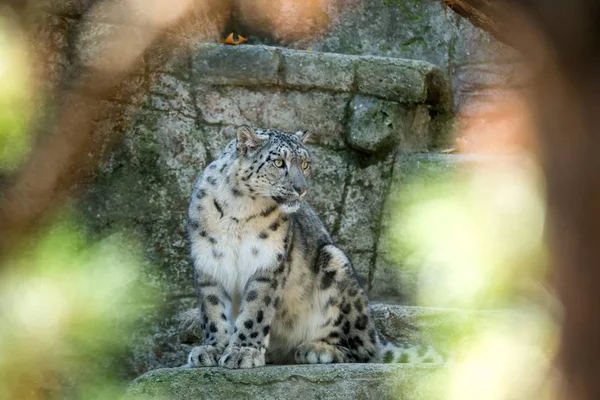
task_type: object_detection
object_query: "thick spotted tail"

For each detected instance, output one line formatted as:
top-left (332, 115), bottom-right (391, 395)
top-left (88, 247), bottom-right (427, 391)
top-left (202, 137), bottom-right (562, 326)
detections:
top-left (378, 338), bottom-right (448, 364)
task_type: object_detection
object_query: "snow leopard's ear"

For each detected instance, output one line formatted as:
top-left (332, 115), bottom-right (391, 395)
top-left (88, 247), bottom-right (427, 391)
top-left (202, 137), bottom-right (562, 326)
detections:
top-left (294, 130), bottom-right (310, 143)
top-left (236, 125), bottom-right (267, 156)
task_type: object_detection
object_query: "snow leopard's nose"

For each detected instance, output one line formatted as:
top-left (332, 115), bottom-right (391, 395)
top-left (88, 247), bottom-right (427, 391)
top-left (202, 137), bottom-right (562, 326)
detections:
top-left (293, 184), bottom-right (308, 198)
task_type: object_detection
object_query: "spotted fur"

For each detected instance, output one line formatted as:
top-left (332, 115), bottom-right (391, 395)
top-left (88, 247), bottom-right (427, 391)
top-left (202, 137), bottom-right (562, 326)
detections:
top-left (185, 125), bottom-right (444, 368)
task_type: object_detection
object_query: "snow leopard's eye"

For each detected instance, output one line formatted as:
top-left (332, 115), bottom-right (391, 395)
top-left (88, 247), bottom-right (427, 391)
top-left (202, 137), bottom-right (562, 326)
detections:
top-left (301, 161), bottom-right (310, 170)
top-left (274, 159), bottom-right (285, 168)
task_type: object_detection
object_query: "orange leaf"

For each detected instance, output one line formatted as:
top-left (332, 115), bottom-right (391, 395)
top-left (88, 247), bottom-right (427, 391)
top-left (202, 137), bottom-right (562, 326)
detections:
top-left (220, 33), bottom-right (248, 45)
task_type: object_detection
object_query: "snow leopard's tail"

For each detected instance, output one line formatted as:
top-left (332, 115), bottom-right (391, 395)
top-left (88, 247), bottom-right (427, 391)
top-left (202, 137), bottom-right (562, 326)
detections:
top-left (378, 338), bottom-right (448, 364)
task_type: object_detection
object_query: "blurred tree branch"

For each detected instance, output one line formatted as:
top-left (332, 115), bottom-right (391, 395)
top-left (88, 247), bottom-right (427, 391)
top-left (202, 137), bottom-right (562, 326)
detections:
top-left (440, 0), bottom-right (517, 46)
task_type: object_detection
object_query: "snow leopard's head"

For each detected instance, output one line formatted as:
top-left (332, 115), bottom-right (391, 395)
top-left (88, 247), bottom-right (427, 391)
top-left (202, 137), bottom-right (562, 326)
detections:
top-left (235, 125), bottom-right (311, 213)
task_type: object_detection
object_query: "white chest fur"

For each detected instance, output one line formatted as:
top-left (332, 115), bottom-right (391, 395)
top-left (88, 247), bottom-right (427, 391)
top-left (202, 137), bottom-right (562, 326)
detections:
top-left (190, 195), bottom-right (287, 297)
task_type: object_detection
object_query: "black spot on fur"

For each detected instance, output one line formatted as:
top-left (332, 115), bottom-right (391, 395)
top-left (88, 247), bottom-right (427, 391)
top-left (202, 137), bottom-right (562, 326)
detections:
top-left (270, 280), bottom-right (279, 290)
top-left (207, 295), bottom-right (219, 306)
top-left (212, 249), bottom-right (223, 259)
top-left (255, 276), bottom-right (271, 283)
top-left (277, 253), bottom-right (284, 261)
top-left (353, 336), bottom-right (364, 347)
top-left (221, 313), bottom-right (227, 321)
top-left (263, 326), bottom-right (270, 335)
top-left (209, 164), bottom-right (217, 170)
top-left (275, 263), bottom-right (285, 275)
top-left (252, 247), bottom-right (259, 256)
top-left (263, 296), bottom-right (272, 307)
top-left (219, 163), bottom-right (227, 173)
top-left (334, 314), bottom-right (344, 326)
top-left (328, 331), bottom-right (341, 340)
top-left (209, 322), bottom-right (218, 333)
top-left (206, 176), bottom-right (217, 186)
top-left (213, 199), bottom-right (224, 218)
top-left (326, 297), bottom-right (337, 308)
top-left (258, 232), bottom-right (269, 239)
top-left (354, 315), bottom-right (368, 330)
top-left (260, 205), bottom-right (277, 217)
top-left (238, 333), bottom-right (246, 341)
top-left (250, 332), bottom-right (259, 339)
top-left (244, 320), bottom-right (254, 330)
top-left (320, 270), bottom-right (336, 290)
top-left (269, 220), bottom-right (280, 231)
top-left (199, 230), bottom-right (207, 237)
top-left (342, 320), bottom-right (351, 334)
top-left (231, 217), bottom-right (240, 223)
top-left (246, 290), bottom-right (258, 302)
top-left (354, 299), bottom-right (364, 312)
top-left (208, 236), bottom-right (217, 244)
top-left (257, 310), bottom-right (264, 323)
top-left (188, 219), bottom-right (200, 230)
top-left (196, 189), bottom-right (207, 199)
top-left (348, 287), bottom-right (359, 297)
top-left (273, 298), bottom-right (280, 308)
top-left (340, 302), bottom-right (351, 314)
top-left (347, 337), bottom-right (356, 349)
top-left (232, 187), bottom-right (243, 197)
top-left (369, 329), bottom-right (376, 342)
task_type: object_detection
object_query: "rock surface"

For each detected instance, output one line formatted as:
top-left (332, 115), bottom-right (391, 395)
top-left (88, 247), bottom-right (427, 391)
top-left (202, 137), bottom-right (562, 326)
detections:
top-left (25, 1), bottom-right (517, 379)
top-left (127, 364), bottom-right (446, 400)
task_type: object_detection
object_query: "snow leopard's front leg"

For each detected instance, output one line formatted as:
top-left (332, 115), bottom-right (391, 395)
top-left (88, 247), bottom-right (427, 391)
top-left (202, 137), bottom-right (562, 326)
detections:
top-left (219, 264), bottom-right (286, 369)
top-left (187, 272), bottom-right (232, 367)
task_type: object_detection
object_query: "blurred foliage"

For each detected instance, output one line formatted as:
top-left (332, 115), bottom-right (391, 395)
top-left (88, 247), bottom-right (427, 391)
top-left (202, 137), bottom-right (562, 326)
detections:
top-left (0, 14), bottom-right (33, 171)
top-left (388, 154), bottom-right (557, 399)
top-left (0, 214), bottom-right (158, 400)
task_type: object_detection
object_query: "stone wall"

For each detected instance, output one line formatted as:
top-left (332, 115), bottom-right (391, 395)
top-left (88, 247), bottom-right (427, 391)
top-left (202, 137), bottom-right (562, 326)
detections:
top-left (22, 0), bottom-right (516, 377)
top-left (76, 43), bottom-right (451, 374)
top-left (231, 0), bottom-right (523, 114)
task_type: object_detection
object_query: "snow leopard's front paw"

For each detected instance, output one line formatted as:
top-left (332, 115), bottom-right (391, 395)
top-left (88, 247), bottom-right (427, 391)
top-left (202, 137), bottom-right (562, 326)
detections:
top-left (218, 346), bottom-right (265, 369)
top-left (295, 342), bottom-right (345, 364)
top-left (187, 345), bottom-right (224, 367)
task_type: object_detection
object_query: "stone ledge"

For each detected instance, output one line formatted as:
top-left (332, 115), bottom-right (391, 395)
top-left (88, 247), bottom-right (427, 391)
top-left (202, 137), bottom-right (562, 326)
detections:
top-left (193, 45), bottom-right (281, 86)
top-left (127, 364), bottom-right (446, 400)
top-left (371, 304), bottom-right (512, 349)
top-left (191, 44), bottom-right (450, 109)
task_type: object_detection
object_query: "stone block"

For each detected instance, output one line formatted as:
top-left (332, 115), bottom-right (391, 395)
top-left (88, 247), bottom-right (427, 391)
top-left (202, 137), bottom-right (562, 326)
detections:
top-left (195, 86), bottom-right (349, 148)
top-left (337, 154), bottom-right (394, 253)
top-left (356, 56), bottom-right (433, 104)
top-left (192, 44), bottom-right (280, 86)
top-left (310, 0), bottom-right (455, 71)
top-left (281, 49), bottom-right (354, 91)
top-left (305, 147), bottom-right (349, 232)
top-left (346, 95), bottom-right (412, 154)
top-left (148, 74), bottom-right (195, 118)
top-left (261, 91), bottom-right (349, 148)
top-left (128, 108), bottom-right (207, 192)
